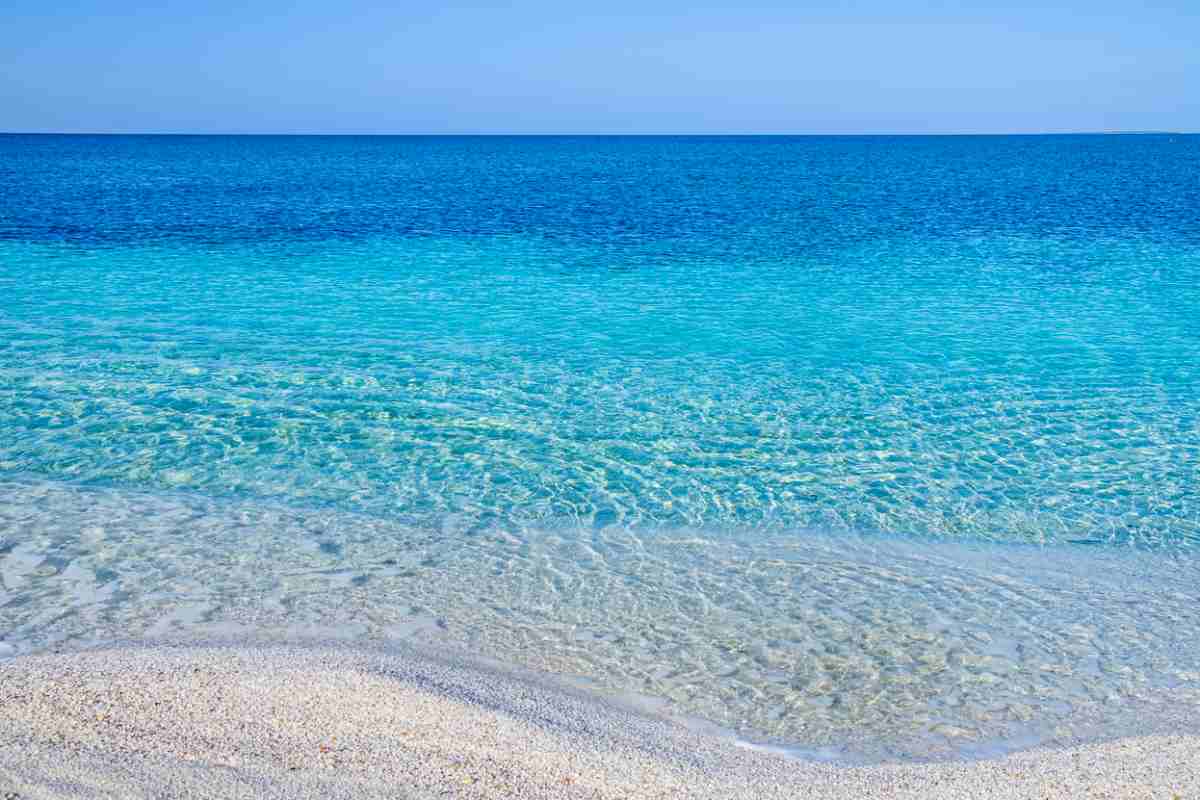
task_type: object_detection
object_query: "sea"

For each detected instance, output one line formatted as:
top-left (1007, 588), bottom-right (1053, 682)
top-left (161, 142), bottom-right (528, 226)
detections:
top-left (1, 133), bottom-right (1198, 760)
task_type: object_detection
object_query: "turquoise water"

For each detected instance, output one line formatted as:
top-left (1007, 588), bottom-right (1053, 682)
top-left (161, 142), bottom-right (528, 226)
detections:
top-left (2, 134), bottom-right (1199, 759)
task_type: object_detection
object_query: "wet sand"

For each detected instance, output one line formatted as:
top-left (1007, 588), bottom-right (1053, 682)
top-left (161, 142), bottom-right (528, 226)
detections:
top-left (1, 643), bottom-right (1197, 799)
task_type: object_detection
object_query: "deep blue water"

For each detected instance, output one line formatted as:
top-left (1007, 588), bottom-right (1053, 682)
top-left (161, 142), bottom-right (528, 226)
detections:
top-left (1, 134), bottom-right (1199, 759)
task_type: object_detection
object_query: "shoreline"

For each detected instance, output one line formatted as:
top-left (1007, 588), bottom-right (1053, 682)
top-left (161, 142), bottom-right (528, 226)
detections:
top-left (7, 474), bottom-right (1200, 762)
top-left (2, 642), bottom-right (1198, 799)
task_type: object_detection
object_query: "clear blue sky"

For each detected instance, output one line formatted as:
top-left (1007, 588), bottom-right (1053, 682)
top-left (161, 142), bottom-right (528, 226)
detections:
top-left (2, 0), bottom-right (1197, 134)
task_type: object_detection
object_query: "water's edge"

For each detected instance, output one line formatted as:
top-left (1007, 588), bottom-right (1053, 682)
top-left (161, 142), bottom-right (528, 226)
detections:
top-left (4, 476), bottom-right (1199, 763)
top-left (7, 633), bottom-right (1200, 768)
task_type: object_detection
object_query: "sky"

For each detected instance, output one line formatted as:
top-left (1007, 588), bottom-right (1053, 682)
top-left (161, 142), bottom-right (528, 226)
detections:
top-left (1, 0), bottom-right (1198, 134)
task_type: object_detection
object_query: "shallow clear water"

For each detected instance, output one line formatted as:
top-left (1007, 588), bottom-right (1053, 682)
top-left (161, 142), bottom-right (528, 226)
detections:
top-left (1, 134), bottom-right (1199, 759)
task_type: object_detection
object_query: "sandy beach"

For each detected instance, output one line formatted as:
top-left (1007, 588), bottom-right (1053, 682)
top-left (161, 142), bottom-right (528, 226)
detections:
top-left (1, 643), bottom-right (1197, 799)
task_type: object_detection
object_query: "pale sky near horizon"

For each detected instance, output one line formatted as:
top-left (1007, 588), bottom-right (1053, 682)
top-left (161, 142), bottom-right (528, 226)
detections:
top-left (2, 0), bottom-right (1198, 134)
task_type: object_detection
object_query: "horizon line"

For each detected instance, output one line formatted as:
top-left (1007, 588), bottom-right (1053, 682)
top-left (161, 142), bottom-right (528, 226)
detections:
top-left (0, 130), bottom-right (1193, 138)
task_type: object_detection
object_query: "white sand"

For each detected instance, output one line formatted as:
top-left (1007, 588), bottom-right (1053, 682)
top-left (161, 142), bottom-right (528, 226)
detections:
top-left (1, 643), bottom-right (1197, 799)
